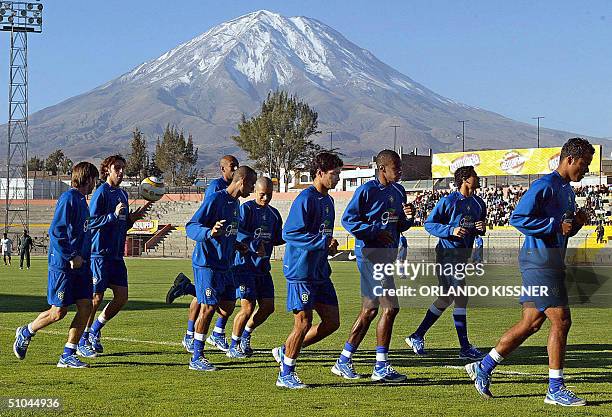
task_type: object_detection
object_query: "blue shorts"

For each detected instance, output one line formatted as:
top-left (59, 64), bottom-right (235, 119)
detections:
top-left (520, 269), bottom-right (568, 311)
top-left (286, 279), bottom-right (338, 312)
top-left (235, 272), bottom-right (275, 301)
top-left (47, 266), bottom-right (93, 307)
top-left (437, 270), bottom-right (465, 290)
top-left (194, 267), bottom-right (236, 305)
top-left (91, 258), bottom-right (128, 293)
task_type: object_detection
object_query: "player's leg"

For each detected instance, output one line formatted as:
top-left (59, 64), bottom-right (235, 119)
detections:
top-left (59, 298), bottom-right (92, 368)
top-left (276, 309), bottom-right (312, 388)
top-left (466, 305), bottom-right (546, 398)
top-left (454, 293), bottom-right (485, 360)
top-left (81, 258), bottom-right (106, 352)
top-left (543, 306), bottom-right (584, 406)
top-left (206, 274), bottom-right (236, 352)
top-left (182, 298), bottom-right (200, 353)
top-left (332, 300), bottom-right (377, 379)
top-left (229, 298), bottom-right (255, 358)
top-left (166, 272), bottom-right (195, 304)
top-left (241, 297), bottom-right (274, 355)
top-left (302, 279), bottom-right (340, 348)
top-left (14, 270), bottom-right (70, 360)
top-left (406, 295), bottom-right (450, 355)
top-left (371, 298), bottom-right (406, 382)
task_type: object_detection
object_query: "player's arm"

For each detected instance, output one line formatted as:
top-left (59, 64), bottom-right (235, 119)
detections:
top-left (509, 182), bottom-right (558, 237)
top-left (87, 190), bottom-right (119, 229)
top-left (424, 198), bottom-right (454, 237)
top-left (236, 203), bottom-right (259, 254)
top-left (272, 208), bottom-right (285, 246)
top-left (341, 188), bottom-right (383, 240)
top-left (396, 185), bottom-right (414, 232)
top-left (476, 197), bottom-right (487, 236)
top-left (186, 196), bottom-right (220, 242)
top-left (49, 194), bottom-right (79, 262)
top-left (282, 195), bottom-right (327, 250)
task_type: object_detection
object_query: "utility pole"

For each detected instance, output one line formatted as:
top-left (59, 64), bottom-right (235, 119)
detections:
top-left (390, 125), bottom-right (399, 151)
top-left (458, 120), bottom-right (468, 152)
top-left (532, 116), bottom-right (544, 148)
top-left (327, 131), bottom-right (333, 150)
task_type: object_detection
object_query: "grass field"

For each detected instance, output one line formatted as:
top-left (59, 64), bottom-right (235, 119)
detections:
top-left (1, 258), bottom-right (611, 416)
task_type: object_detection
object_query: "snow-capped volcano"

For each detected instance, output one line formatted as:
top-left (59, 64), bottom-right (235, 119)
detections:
top-left (15, 10), bottom-right (594, 166)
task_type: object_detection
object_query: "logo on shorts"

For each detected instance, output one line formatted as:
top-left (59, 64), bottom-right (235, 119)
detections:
top-left (205, 288), bottom-right (213, 297)
top-left (57, 291), bottom-right (65, 301)
top-left (301, 293), bottom-right (309, 303)
top-left (92, 276), bottom-right (99, 285)
top-left (240, 285), bottom-right (246, 293)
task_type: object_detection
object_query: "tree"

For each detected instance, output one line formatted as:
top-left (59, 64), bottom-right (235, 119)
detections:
top-left (28, 156), bottom-right (45, 172)
top-left (45, 150), bottom-right (73, 175)
top-left (154, 124), bottom-right (199, 185)
top-left (232, 90), bottom-right (321, 191)
top-left (125, 128), bottom-right (148, 182)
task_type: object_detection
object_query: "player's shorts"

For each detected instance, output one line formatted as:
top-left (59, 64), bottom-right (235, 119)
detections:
top-left (91, 258), bottom-right (128, 293)
top-left (286, 279), bottom-right (338, 312)
top-left (358, 257), bottom-right (398, 308)
top-left (194, 266), bottom-right (236, 305)
top-left (47, 265), bottom-right (93, 307)
top-left (520, 269), bottom-right (568, 311)
top-left (235, 271), bottom-right (275, 301)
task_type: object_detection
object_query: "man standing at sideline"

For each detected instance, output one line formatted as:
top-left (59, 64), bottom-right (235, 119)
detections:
top-left (186, 166), bottom-right (257, 371)
top-left (228, 177), bottom-right (284, 358)
top-left (13, 162), bottom-right (99, 368)
top-left (332, 150), bottom-right (414, 382)
top-left (2, 233), bottom-right (13, 266)
top-left (19, 229), bottom-right (34, 270)
top-left (273, 152), bottom-right (343, 389)
top-left (466, 138), bottom-right (594, 406)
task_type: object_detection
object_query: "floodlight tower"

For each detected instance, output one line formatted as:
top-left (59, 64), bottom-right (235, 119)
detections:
top-left (0, 1), bottom-right (43, 233)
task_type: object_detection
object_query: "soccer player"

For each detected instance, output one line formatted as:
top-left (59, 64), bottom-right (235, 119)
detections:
top-left (2, 232), bottom-right (12, 266)
top-left (186, 166), bottom-right (257, 371)
top-left (466, 138), bottom-right (594, 406)
top-left (227, 177), bottom-right (284, 358)
top-left (273, 152), bottom-right (343, 389)
top-left (166, 155), bottom-right (239, 353)
top-left (332, 150), bottom-right (414, 382)
top-left (77, 155), bottom-right (148, 356)
top-left (13, 162), bottom-right (99, 367)
top-left (405, 165), bottom-right (486, 360)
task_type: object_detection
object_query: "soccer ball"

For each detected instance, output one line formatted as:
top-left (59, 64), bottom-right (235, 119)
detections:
top-left (139, 176), bottom-right (165, 202)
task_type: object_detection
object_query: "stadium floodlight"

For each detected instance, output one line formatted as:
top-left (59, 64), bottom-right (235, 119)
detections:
top-left (1, 1), bottom-right (44, 233)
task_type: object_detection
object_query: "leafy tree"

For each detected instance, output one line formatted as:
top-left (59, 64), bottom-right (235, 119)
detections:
top-left (154, 124), bottom-right (199, 185)
top-left (45, 149), bottom-right (73, 175)
top-left (27, 156), bottom-right (45, 172)
top-left (232, 90), bottom-right (321, 191)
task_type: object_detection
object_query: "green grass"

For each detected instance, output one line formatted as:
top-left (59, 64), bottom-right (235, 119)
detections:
top-left (1, 258), bottom-right (611, 416)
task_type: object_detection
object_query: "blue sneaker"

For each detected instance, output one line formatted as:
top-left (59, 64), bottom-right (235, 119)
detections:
top-left (182, 334), bottom-right (194, 354)
top-left (371, 363), bottom-right (407, 382)
top-left (544, 386), bottom-right (586, 406)
top-left (459, 345), bottom-right (486, 360)
top-left (405, 334), bottom-right (427, 356)
top-left (57, 354), bottom-right (89, 368)
top-left (76, 343), bottom-right (98, 358)
top-left (89, 332), bottom-right (104, 353)
top-left (226, 345), bottom-right (247, 359)
top-left (331, 359), bottom-right (361, 379)
top-left (189, 356), bottom-right (217, 371)
top-left (240, 337), bottom-right (253, 357)
top-left (206, 334), bottom-right (229, 352)
top-left (272, 345), bottom-right (285, 365)
top-left (276, 371), bottom-right (307, 389)
top-left (13, 326), bottom-right (31, 360)
top-left (465, 361), bottom-right (493, 399)
top-left (166, 273), bottom-right (192, 304)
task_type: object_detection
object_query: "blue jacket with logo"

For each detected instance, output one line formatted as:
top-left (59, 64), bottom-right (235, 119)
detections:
top-left (89, 182), bottom-right (130, 260)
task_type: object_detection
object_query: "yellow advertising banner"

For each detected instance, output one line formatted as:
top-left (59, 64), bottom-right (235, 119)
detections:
top-left (127, 219), bottom-right (159, 234)
top-left (432, 145), bottom-right (601, 178)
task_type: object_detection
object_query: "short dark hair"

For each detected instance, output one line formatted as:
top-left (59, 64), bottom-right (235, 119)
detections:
top-left (454, 165), bottom-right (476, 187)
top-left (71, 161), bottom-right (99, 188)
top-left (376, 149), bottom-right (400, 168)
top-left (309, 152), bottom-right (344, 178)
top-left (231, 166), bottom-right (257, 183)
top-left (99, 155), bottom-right (126, 180)
top-left (560, 138), bottom-right (595, 161)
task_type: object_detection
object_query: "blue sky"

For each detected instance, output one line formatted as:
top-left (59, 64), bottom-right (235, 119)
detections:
top-left (1, 0), bottom-right (611, 138)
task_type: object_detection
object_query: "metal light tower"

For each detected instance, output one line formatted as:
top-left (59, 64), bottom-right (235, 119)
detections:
top-left (532, 116), bottom-right (544, 148)
top-left (1, 1), bottom-right (43, 233)
top-left (458, 120), bottom-right (468, 152)
top-left (389, 125), bottom-right (399, 152)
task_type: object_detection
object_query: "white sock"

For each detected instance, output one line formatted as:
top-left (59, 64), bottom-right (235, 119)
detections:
top-left (194, 332), bottom-right (205, 341)
top-left (213, 326), bottom-right (224, 334)
top-left (549, 369), bottom-right (564, 379)
top-left (245, 325), bottom-right (253, 333)
top-left (429, 304), bottom-right (444, 316)
top-left (489, 348), bottom-right (504, 363)
top-left (376, 352), bottom-right (389, 362)
top-left (27, 323), bottom-right (37, 335)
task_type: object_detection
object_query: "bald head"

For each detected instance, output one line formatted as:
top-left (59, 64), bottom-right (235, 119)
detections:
top-left (220, 155), bottom-right (239, 182)
top-left (255, 176), bottom-right (274, 206)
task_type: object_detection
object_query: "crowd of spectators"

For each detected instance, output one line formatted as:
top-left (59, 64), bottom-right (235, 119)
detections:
top-left (408, 184), bottom-right (610, 227)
